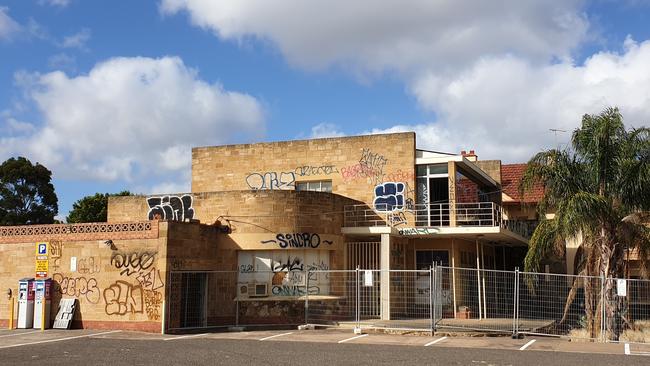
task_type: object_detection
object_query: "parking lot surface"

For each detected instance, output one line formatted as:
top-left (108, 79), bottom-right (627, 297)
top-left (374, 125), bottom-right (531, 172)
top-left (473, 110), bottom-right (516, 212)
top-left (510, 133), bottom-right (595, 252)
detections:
top-left (0, 328), bottom-right (649, 365)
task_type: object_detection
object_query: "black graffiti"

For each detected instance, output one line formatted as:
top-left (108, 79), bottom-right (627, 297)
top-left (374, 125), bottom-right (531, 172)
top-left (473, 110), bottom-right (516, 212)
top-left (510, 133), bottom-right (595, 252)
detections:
top-left (294, 165), bottom-right (338, 177)
top-left (147, 195), bottom-right (194, 221)
top-left (136, 267), bottom-right (164, 291)
top-left (246, 171), bottom-right (295, 190)
top-left (110, 251), bottom-right (157, 276)
top-left (398, 227), bottom-right (439, 235)
top-left (271, 285), bottom-right (320, 296)
top-left (239, 264), bottom-right (254, 273)
top-left (272, 257), bottom-right (304, 273)
top-left (389, 212), bottom-right (407, 226)
top-left (359, 148), bottom-right (388, 184)
top-left (260, 233), bottom-right (333, 249)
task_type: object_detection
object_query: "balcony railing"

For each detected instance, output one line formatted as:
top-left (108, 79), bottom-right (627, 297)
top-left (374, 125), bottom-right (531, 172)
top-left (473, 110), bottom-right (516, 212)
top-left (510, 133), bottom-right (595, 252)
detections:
top-left (344, 202), bottom-right (500, 227)
top-left (344, 202), bottom-right (535, 239)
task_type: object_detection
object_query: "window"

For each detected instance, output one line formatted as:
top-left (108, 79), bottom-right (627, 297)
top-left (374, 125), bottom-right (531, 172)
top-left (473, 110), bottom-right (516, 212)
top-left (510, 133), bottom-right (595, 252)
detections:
top-left (295, 180), bottom-right (332, 192)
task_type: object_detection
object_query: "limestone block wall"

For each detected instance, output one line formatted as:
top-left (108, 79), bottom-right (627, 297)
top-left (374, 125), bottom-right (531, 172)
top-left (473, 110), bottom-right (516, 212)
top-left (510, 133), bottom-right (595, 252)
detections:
top-left (191, 132), bottom-right (417, 207)
top-left (109, 190), bottom-right (354, 234)
top-left (0, 222), bottom-right (168, 332)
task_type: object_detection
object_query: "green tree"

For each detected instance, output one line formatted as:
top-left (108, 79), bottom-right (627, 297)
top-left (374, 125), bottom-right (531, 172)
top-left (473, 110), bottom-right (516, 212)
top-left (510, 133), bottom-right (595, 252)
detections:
top-left (0, 157), bottom-right (58, 225)
top-left (66, 191), bottom-right (132, 223)
top-left (521, 107), bottom-right (650, 340)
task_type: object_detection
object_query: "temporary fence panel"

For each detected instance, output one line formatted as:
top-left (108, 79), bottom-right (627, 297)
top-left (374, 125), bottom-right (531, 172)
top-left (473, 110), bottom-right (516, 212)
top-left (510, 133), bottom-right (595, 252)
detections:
top-left (434, 266), bottom-right (516, 334)
top-left (165, 267), bottom-right (650, 345)
top-left (517, 272), bottom-right (603, 340)
top-left (384, 270), bottom-right (431, 331)
top-left (604, 277), bottom-right (650, 344)
top-left (304, 270), bottom-right (357, 327)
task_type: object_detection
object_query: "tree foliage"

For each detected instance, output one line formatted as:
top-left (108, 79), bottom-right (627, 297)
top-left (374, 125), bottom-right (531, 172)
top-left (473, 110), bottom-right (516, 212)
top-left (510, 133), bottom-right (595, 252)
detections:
top-left (521, 107), bottom-right (650, 339)
top-left (0, 157), bottom-right (58, 225)
top-left (66, 191), bottom-right (132, 223)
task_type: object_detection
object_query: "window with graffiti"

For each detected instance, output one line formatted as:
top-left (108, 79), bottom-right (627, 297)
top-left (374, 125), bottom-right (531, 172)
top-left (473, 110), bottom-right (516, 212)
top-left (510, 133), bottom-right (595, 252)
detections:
top-left (237, 250), bottom-right (330, 297)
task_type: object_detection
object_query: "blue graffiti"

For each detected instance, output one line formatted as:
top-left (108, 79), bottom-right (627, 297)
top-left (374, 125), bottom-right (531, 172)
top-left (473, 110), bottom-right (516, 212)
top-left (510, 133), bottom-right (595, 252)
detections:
top-left (373, 182), bottom-right (405, 212)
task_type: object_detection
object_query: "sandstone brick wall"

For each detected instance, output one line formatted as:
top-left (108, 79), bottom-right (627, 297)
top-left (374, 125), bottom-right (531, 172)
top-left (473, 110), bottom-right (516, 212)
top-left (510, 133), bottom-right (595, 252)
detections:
top-left (191, 132), bottom-right (416, 206)
top-left (0, 222), bottom-right (169, 332)
top-left (108, 190), bottom-right (356, 234)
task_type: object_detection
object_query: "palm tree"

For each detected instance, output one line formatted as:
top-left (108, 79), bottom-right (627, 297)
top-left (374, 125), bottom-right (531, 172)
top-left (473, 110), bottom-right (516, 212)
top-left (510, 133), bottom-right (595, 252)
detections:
top-left (521, 107), bottom-right (650, 340)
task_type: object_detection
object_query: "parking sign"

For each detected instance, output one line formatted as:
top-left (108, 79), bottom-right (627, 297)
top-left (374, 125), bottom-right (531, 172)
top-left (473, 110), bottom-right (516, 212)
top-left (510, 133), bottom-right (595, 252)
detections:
top-left (37, 242), bottom-right (48, 256)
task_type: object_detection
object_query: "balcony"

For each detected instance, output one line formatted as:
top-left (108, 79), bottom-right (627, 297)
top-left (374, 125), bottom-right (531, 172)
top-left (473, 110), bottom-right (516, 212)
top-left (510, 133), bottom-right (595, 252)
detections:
top-left (343, 202), bottom-right (534, 241)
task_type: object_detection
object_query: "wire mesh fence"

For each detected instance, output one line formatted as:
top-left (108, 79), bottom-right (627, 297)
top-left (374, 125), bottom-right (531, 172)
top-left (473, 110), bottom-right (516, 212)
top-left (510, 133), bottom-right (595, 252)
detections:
top-left (517, 272), bottom-right (603, 340)
top-left (604, 278), bottom-right (650, 344)
top-left (166, 268), bottom-right (650, 343)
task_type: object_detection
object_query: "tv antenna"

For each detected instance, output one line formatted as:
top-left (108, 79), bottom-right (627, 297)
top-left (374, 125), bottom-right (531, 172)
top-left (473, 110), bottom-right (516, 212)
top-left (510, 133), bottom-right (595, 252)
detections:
top-left (549, 128), bottom-right (567, 148)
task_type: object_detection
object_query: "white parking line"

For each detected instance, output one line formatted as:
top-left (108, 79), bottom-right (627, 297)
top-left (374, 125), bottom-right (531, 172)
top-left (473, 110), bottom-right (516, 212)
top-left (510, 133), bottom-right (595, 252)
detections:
top-left (164, 333), bottom-right (208, 341)
top-left (259, 332), bottom-right (294, 341)
top-left (424, 336), bottom-right (448, 347)
top-left (519, 339), bottom-right (536, 351)
top-left (338, 334), bottom-right (368, 344)
top-left (624, 343), bottom-right (630, 355)
top-left (0, 330), bottom-right (41, 338)
top-left (0, 330), bottom-right (121, 349)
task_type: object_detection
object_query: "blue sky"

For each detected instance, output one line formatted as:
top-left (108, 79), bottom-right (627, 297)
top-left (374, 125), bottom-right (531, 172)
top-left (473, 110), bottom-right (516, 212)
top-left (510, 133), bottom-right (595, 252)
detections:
top-left (1, 0), bottom-right (650, 219)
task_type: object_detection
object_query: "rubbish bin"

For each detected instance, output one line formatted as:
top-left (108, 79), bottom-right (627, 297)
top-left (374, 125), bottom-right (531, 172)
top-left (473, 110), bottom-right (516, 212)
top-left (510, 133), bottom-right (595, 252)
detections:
top-left (33, 278), bottom-right (52, 329)
top-left (17, 278), bottom-right (35, 329)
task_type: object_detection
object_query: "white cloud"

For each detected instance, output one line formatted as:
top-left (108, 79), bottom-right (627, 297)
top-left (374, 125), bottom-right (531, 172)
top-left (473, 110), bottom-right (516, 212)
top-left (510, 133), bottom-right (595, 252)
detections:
top-left (39, 0), bottom-right (71, 8)
top-left (2, 56), bottom-right (265, 183)
top-left (60, 28), bottom-right (91, 49)
top-left (310, 122), bottom-right (345, 138)
top-left (0, 7), bottom-right (21, 41)
top-left (48, 53), bottom-right (77, 71)
top-left (162, 1), bottom-right (650, 163)
top-left (160, 0), bottom-right (588, 74)
top-left (375, 38), bottom-right (650, 161)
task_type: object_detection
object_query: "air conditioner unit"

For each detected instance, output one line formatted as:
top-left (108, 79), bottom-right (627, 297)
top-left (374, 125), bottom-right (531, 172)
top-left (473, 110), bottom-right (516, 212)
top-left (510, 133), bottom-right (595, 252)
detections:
top-left (247, 283), bottom-right (269, 297)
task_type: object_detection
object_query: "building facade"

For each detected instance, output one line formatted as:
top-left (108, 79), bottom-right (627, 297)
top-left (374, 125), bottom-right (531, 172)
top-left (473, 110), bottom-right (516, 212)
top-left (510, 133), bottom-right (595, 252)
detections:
top-left (0, 132), bottom-right (538, 331)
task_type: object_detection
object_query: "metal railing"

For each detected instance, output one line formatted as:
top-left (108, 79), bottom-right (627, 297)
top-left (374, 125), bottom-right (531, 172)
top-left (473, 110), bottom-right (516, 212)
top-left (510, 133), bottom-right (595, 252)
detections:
top-left (344, 202), bottom-right (501, 228)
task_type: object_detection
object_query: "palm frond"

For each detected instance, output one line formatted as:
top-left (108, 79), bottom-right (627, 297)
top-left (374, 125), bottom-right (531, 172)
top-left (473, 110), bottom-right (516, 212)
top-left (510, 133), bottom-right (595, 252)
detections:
top-left (524, 219), bottom-right (562, 272)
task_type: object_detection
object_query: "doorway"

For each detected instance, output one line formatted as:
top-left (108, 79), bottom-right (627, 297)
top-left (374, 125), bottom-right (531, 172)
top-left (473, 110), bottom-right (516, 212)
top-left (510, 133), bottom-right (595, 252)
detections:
top-left (180, 272), bottom-right (207, 328)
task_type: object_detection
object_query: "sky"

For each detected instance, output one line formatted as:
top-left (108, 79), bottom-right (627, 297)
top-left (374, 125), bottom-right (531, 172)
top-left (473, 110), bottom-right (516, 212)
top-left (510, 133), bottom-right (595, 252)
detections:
top-left (1, 0), bottom-right (650, 220)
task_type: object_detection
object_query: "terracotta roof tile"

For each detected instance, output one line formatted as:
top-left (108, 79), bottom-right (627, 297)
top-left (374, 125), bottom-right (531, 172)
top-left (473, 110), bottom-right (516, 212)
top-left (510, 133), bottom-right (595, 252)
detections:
top-left (501, 163), bottom-right (544, 203)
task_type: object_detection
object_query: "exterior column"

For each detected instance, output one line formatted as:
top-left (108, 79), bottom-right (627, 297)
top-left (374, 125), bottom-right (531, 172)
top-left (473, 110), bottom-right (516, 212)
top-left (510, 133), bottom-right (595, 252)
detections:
top-left (380, 233), bottom-right (391, 320)
top-left (448, 161), bottom-right (457, 227)
top-left (451, 239), bottom-right (458, 319)
top-left (476, 237), bottom-right (482, 319)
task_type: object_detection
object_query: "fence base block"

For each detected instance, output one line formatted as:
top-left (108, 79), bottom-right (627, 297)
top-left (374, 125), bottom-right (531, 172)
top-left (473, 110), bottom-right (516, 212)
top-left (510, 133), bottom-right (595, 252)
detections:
top-left (354, 327), bottom-right (364, 335)
top-left (298, 324), bottom-right (315, 330)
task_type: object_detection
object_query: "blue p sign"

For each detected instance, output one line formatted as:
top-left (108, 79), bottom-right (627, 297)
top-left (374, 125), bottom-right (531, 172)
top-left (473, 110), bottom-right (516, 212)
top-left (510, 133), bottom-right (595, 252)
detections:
top-left (37, 243), bottom-right (47, 255)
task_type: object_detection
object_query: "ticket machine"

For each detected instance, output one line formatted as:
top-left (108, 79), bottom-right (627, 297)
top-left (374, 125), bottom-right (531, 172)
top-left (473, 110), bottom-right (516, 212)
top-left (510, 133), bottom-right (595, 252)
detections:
top-left (33, 278), bottom-right (52, 329)
top-left (17, 278), bottom-right (35, 329)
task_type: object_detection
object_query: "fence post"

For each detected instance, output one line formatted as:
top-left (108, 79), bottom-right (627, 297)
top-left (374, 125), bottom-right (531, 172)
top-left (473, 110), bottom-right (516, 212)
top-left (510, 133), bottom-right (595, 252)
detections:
top-left (512, 267), bottom-right (519, 338)
top-left (356, 266), bottom-right (360, 331)
top-left (430, 265), bottom-right (435, 336)
top-left (305, 269), bottom-right (310, 326)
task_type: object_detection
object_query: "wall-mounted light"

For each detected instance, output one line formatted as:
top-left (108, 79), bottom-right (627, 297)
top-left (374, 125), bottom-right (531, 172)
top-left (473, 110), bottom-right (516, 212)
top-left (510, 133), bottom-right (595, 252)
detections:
top-left (6, 288), bottom-right (12, 300)
top-left (104, 240), bottom-right (116, 250)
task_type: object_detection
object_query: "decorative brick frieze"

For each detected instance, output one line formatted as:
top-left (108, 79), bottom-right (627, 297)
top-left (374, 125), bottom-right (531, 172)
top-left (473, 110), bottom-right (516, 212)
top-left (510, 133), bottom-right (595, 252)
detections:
top-left (0, 221), bottom-right (159, 244)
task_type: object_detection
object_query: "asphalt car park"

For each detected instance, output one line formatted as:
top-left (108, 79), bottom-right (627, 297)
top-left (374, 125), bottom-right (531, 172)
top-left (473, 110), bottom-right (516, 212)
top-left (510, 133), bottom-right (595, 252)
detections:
top-left (0, 328), bottom-right (649, 365)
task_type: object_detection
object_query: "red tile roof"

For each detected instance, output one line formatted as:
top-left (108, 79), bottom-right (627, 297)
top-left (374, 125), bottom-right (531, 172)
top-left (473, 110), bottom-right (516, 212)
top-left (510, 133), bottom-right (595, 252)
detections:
top-left (501, 164), bottom-right (545, 203)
